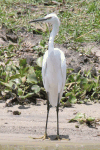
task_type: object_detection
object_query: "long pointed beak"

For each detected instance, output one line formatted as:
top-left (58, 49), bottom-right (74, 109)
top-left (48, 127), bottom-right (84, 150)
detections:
top-left (29, 17), bottom-right (51, 23)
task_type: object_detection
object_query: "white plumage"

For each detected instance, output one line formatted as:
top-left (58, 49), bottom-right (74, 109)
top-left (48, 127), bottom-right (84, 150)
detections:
top-left (29, 13), bottom-right (66, 139)
top-left (42, 13), bottom-right (66, 107)
top-left (42, 48), bottom-right (66, 106)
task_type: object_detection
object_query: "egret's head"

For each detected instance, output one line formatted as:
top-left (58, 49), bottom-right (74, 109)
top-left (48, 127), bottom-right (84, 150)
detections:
top-left (44, 13), bottom-right (60, 26)
top-left (29, 13), bottom-right (60, 26)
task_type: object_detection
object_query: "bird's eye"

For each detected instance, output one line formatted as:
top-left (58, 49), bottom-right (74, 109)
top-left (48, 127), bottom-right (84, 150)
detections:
top-left (47, 17), bottom-right (52, 20)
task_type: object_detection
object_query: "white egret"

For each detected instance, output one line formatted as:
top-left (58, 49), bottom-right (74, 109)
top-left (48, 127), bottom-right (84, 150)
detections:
top-left (29, 13), bottom-right (66, 140)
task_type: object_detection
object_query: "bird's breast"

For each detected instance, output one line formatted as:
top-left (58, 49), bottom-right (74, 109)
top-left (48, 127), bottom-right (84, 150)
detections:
top-left (46, 51), bottom-right (62, 86)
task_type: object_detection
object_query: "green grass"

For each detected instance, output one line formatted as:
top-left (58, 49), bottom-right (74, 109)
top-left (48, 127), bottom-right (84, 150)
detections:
top-left (57, 0), bottom-right (100, 44)
top-left (0, 0), bottom-right (100, 44)
top-left (1, 0), bottom-right (98, 41)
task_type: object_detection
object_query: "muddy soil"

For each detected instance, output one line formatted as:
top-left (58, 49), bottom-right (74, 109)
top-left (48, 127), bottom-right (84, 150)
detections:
top-left (0, 23), bottom-right (100, 74)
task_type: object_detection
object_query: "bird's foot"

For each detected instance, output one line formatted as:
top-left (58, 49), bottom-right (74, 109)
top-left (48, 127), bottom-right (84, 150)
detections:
top-left (29, 133), bottom-right (50, 140)
top-left (39, 133), bottom-right (49, 140)
top-left (54, 135), bottom-right (70, 141)
top-left (54, 135), bottom-right (61, 141)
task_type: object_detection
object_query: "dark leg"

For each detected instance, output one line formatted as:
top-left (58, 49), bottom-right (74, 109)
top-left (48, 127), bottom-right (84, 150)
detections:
top-left (31, 92), bottom-right (50, 140)
top-left (45, 92), bottom-right (50, 138)
top-left (55, 93), bottom-right (69, 141)
top-left (57, 94), bottom-right (59, 136)
top-left (56, 93), bottom-right (60, 140)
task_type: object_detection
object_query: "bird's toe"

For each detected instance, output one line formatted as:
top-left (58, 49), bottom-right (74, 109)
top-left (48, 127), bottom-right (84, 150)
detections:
top-left (30, 133), bottom-right (50, 140)
top-left (54, 135), bottom-right (61, 140)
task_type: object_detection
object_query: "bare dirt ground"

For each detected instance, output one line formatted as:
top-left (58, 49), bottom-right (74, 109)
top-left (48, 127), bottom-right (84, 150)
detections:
top-left (0, 24), bottom-right (100, 74)
top-left (0, 101), bottom-right (100, 149)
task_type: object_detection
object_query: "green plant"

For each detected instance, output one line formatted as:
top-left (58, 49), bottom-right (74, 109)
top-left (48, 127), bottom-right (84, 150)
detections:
top-left (61, 70), bottom-right (100, 106)
top-left (69, 112), bottom-right (95, 127)
top-left (0, 59), bottom-right (42, 102)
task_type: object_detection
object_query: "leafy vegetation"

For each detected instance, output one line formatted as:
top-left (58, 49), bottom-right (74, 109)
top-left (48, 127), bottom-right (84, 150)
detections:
top-left (0, 58), bottom-right (42, 102)
top-left (0, 57), bottom-right (100, 105)
top-left (69, 112), bottom-right (96, 127)
top-left (61, 69), bottom-right (100, 106)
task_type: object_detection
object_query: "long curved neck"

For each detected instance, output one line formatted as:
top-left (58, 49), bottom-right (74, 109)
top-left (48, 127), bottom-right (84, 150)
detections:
top-left (48, 23), bottom-right (59, 53)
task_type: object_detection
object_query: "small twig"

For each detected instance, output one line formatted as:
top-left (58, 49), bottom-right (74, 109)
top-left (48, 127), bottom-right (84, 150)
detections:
top-left (67, 82), bottom-right (74, 90)
top-left (85, 54), bottom-right (93, 58)
top-left (76, 29), bottom-right (96, 39)
top-left (0, 45), bottom-right (8, 48)
top-left (0, 43), bottom-right (17, 49)
top-left (66, 82), bottom-right (79, 86)
top-left (63, 0), bottom-right (65, 4)
top-left (66, 82), bottom-right (79, 90)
